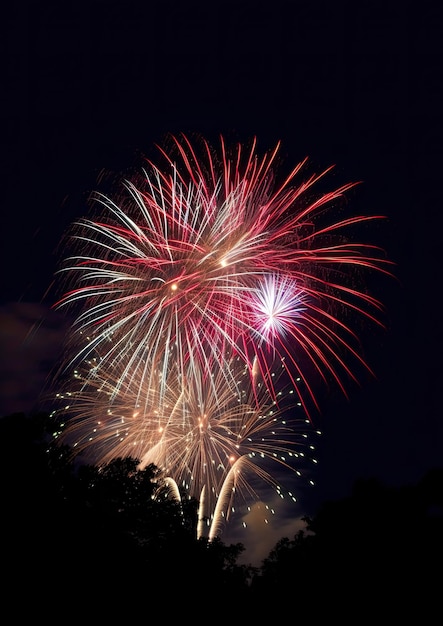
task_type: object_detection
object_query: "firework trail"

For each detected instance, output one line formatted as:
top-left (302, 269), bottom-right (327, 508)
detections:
top-left (52, 134), bottom-right (392, 538)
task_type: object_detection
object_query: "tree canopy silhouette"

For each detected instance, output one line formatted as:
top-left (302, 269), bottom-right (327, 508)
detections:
top-left (1, 410), bottom-right (442, 618)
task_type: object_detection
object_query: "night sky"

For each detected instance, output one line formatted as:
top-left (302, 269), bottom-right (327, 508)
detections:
top-left (2, 0), bottom-right (442, 565)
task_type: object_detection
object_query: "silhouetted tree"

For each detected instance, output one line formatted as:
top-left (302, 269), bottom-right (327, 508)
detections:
top-left (0, 410), bottom-right (254, 609)
top-left (251, 473), bottom-right (443, 619)
top-left (2, 409), bottom-right (442, 617)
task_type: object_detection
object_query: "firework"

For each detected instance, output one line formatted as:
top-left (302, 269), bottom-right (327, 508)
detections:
top-left (52, 134), bottom-right (392, 537)
top-left (54, 352), bottom-right (309, 538)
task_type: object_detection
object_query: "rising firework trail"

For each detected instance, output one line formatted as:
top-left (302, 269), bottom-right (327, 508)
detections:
top-left (51, 133), bottom-right (393, 538)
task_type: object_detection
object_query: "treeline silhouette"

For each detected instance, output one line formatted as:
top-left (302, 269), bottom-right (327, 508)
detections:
top-left (1, 411), bottom-right (441, 619)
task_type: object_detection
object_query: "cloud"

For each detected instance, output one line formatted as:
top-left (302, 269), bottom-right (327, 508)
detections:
top-left (222, 490), bottom-right (309, 567)
top-left (0, 302), bottom-right (68, 416)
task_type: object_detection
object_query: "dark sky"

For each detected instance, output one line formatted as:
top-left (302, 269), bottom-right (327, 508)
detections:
top-left (2, 0), bottom-right (442, 564)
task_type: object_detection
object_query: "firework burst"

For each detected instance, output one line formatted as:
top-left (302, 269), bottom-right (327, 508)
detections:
top-left (52, 134), bottom-right (393, 537)
top-left (54, 352), bottom-right (309, 538)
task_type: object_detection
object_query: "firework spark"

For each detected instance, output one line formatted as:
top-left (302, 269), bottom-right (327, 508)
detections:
top-left (54, 352), bottom-right (308, 538)
top-left (52, 134), bottom-right (392, 537)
